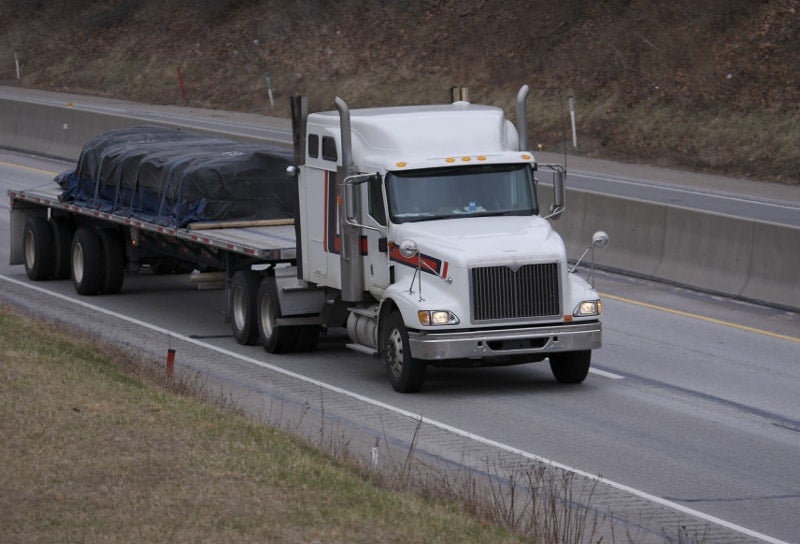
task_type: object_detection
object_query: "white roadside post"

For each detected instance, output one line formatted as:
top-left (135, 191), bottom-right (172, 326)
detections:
top-left (569, 96), bottom-right (578, 148)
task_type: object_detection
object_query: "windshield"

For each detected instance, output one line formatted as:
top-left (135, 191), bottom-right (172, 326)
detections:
top-left (385, 164), bottom-right (537, 223)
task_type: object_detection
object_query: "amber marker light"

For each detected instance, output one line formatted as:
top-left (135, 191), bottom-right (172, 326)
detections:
top-left (445, 157), bottom-right (456, 163)
top-left (521, 154), bottom-right (532, 160)
top-left (395, 161), bottom-right (407, 168)
top-left (461, 156), bottom-right (471, 162)
top-left (477, 155), bottom-right (487, 161)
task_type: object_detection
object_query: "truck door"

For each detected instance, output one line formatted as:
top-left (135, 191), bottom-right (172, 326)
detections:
top-left (362, 175), bottom-right (390, 296)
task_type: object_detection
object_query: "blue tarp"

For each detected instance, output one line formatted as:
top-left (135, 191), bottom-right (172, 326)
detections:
top-left (57, 126), bottom-right (296, 227)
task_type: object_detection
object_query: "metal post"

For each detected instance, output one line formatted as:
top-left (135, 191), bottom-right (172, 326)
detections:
top-left (569, 96), bottom-right (577, 149)
top-left (176, 67), bottom-right (186, 102)
top-left (265, 72), bottom-right (274, 107)
top-left (14, 50), bottom-right (20, 80)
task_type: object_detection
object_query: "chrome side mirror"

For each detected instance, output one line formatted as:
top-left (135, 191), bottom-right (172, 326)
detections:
top-left (570, 230), bottom-right (610, 287)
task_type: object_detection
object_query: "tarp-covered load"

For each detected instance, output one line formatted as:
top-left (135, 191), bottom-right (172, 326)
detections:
top-left (57, 126), bottom-right (297, 227)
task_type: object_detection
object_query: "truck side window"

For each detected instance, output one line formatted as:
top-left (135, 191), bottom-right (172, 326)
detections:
top-left (368, 175), bottom-right (387, 226)
top-left (308, 134), bottom-right (319, 159)
top-left (322, 136), bottom-right (338, 162)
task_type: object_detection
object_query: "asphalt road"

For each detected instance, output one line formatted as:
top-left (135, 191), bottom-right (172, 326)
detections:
top-left (2, 149), bottom-right (799, 543)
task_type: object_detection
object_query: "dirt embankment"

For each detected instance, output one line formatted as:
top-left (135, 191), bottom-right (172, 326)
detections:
top-left (1, 0), bottom-right (798, 183)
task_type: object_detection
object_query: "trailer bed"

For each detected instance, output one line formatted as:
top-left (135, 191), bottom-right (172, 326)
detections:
top-left (9, 186), bottom-right (297, 262)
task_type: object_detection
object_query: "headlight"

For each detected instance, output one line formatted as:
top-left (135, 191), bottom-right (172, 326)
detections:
top-left (574, 300), bottom-right (602, 317)
top-left (418, 310), bottom-right (460, 326)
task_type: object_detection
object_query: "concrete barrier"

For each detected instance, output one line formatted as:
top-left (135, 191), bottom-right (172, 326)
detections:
top-left (543, 185), bottom-right (799, 311)
top-left (655, 207), bottom-right (754, 297)
top-left (2, 97), bottom-right (798, 311)
top-left (741, 221), bottom-right (800, 308)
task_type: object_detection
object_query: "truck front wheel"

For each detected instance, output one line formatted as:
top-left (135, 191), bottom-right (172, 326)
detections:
top-left (256, 276), bottom-right (298, 353)
top-left (381, 312), bottom-right (426, 393)
top-left (231, 270), bottom-right (260, 345)
top-left (549, 350), bottom-right (591, 384)
top-left (23, 216), bottom-right (55, 281)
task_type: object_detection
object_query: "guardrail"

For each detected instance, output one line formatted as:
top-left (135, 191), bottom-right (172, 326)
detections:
top-left (2, 96), bottom-right (798, 311)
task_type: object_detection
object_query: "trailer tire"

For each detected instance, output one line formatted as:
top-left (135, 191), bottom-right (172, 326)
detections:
top-left (71, 228), bottom-right (104, 296)
top-left (99, 229), bottom-right (125, 294)
top-left (23, 216), bottom-right (55, 281)
top-left (549, 350), bottom-right (591, 384)
top-left (50, 217), bottom-right (74, 280)
top-left (256, 276), bottom-right (298, 353)
top-left (382, 311), bottom-right (426, 393)
top-left (231, 270), bottom-right (260, 345)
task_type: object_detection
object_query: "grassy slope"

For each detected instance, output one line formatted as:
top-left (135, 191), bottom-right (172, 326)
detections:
top-left (0, 304), bottom-right (524, 544)
top-left (0, 0), bottom-right (797, 184)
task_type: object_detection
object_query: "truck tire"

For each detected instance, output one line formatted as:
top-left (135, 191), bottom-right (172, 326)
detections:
top-left (231, 270), bottom-right (260, 345)
top-left (293, 326), bottom-right (321, 352)
top-left (23, 216), bottom-right (55, 281)
top-left (50, 216), bottom-right (74, 280)
top-left (256, 276), bottom-right (298, 353)
top-left (381, 311), bottom-right (426, 393)
top-left (549, 350), bottom-right (591, 384)
top-left (99, 229), bottom-right (125, 294)
top-left (71, 228), bottom-right (104, 296)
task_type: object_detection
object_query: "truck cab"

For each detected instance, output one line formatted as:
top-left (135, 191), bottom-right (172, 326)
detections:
top-left (292, 88), bottom-right (604, 392)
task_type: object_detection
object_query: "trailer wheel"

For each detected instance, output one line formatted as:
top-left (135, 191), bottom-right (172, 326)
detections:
top-left (381, 311), bottom-right (426, 393)
top-left (231, 270), bottom-right (260, 345)
top-left (99, 229), bottom-right (125, 294)
top-left (549, 350), bottom-right (591, 384)
top-left (23, 216), bottom-right (55, 281)
top-left (50, 217), bottom-right (74, 280)
top-left (256, 276), bottom-right (298, 353)
top-left (71, 228), bottom-right (104, 296)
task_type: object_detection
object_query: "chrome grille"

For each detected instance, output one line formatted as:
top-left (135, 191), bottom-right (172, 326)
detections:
top-left (471, 263), bottom-right (560, 321)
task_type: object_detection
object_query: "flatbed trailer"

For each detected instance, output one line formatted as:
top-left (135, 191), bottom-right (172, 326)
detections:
top-left (9, 185), bottom-right (298, 265)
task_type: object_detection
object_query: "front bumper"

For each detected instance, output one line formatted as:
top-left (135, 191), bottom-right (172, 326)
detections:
top-left (407, 321), bottom-right (602, 360)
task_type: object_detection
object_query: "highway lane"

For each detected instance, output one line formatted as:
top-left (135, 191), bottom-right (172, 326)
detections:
top-left (566, 169), bottom-right (800, 227)
top-left (2, 150), bottom-right (799, 543)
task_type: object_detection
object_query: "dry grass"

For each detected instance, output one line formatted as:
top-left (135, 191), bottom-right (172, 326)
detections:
top-left (0, 300), bottom-right (712, 543)
top-left (0, 303), bottom-right (525, 544)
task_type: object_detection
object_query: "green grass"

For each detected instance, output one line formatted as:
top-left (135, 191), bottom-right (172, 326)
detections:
top-left (0, 303), bottom-right (524, 544)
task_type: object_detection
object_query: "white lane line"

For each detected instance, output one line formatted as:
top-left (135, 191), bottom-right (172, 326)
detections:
top-left (0, 274), bottom-right (790, 544)
top-left (589, 368), bottom-right (625, 380)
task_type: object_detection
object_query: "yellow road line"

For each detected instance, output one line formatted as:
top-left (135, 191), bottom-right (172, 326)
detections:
top-left (601, 292), bottom-right (800, 344)
top-left (0, 159), bottom-right (57, 176)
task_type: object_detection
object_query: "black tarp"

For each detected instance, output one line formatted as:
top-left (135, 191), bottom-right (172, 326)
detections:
top-left (57, 126), bottom-right (297, 227)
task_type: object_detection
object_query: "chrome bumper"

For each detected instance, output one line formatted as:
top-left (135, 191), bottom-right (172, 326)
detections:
top-left (407, 321), bottom-right (602, 360)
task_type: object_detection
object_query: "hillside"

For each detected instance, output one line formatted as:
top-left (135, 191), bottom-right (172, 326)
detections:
top-left (1, 0), bottom-right (798, 184)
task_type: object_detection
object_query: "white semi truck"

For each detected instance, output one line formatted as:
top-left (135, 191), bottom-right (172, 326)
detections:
top-left (9, 86), bottom-right (606, 392)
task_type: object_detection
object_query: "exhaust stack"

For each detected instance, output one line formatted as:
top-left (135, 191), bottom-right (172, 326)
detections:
top-left (335, 97), bottom-right (364, 302)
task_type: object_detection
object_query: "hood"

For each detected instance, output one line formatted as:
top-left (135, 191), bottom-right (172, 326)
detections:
top-left (391, 216), bottom-right (565, 269)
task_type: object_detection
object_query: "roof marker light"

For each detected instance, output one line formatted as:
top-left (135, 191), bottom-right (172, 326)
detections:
top-left (521, 154), bottom-right (532, 160)
top-left (445, 157), bottom-right (456, 163)
top-left (396, 161), bottom-right (407, 168)
top-left (477, 155), bottom-right (487, 161)
top-left (461, 156), bottom-right (471, 162)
